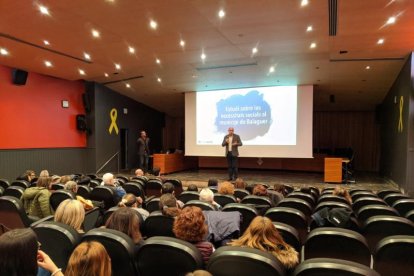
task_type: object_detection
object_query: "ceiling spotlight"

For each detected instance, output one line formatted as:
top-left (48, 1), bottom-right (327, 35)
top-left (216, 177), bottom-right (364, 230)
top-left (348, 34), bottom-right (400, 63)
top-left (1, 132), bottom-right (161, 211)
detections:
top-left (155, 58), bottom-right (161, 64)
top-left (310, 42), bottom-right (317, 48)
top-left (128, 46), bottom-right (135, 54)
top-left (150, 20), bottom-right (158, 29)
top-left (269, 66), bottom-right (275, 73)
top-left (377, 38), bottom-right (385, 44)
top-left (43, 40), bottom-right (50, 45)
top-left (91, 29), bottom-right (100, 38)
top-left (301, 0), bottom-right (309, 7)
top-left (79, 69), bottom-right (85, 75)
top-left (104, 73), bottom-right (109, 77)
top-left (44, 61), bottom-right (52, 67)
top-left (115, 63), bottom-right (121, 70)
top-left (83, 53), bottom-right (91, 60)
top-left (125, 83), bottom-right (131, 88)
top-left (0, 48), bottom-right (9, 56)
top-left (306, 25), bottom-right (313, 32)
top-left (180, 40), bottom-right (185, 47)
top-left (386, 16), bottom-right (396, 25)
top-left (39, 5), bottom-right (50, 15)
top-left (366, 65), bottom-right (371, 70)
top-left (201, 53), bottom-right (206, 60)
top-left (252, 47), bottom-right (258, 54)
top-left (218, 9), bottom-right (226, 18)
top-left (157, 77), bottom-right (162, 83)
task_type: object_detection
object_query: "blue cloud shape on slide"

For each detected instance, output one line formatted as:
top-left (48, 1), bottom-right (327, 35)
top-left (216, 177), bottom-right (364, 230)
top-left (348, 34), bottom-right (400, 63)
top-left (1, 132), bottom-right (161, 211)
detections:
top-left (215, 90), bottom-right (272, 140)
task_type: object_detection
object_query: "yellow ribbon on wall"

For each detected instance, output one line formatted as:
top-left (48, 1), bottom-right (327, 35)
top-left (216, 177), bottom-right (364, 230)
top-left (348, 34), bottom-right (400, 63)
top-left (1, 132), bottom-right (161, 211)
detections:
top-left (108, 108), bottom-right (119, 135)
top-left (398, 96), bottom-right (404, 133)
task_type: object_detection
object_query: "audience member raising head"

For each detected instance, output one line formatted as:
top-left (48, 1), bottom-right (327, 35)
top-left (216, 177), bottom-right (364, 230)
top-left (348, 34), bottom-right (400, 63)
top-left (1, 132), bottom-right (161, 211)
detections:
top-left (159, 193), bottom-right (181, 217)
top-left (22, 176), bottom-right (53, 218)
top-left (333, 186), bottom-right (353, 205)
top-left (199, 188), bottom-right (221, 210)
top-left (65, 241), bottom-right (111, 276)
top-left (54, 199), bottom-right (85, 233)
top-left (0, 228), bottom-right (63, 276)
top-left (105, 207), bottom-right (143, 245)
top-left (229, 216), bottom-right (299, 269)
top-left (118, 193), bottom-right (149, 220)
top-left (64, 181), bottom-right (94, 210)
top-left (173, 206), bottom-right (214, 264)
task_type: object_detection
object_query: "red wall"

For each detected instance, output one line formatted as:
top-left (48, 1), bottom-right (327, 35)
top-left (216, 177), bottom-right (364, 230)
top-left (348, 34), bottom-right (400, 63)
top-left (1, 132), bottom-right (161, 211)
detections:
top-left (0, 65), bottom-right (86, 148)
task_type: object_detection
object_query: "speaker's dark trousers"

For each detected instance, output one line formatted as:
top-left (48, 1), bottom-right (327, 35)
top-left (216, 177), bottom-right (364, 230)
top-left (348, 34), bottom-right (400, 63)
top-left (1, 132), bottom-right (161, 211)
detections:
top-left (139, 154), bottom-right (149, 173)
top-left (226, 152), bottom-right (238, 180)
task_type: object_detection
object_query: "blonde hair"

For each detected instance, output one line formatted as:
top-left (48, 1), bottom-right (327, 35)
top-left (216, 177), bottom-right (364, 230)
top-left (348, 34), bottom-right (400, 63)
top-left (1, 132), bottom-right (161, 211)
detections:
top-left (219, 182), bottom-right (235, 195)
top-left (333, 186), bottom-right (353, 204)
top-left (228, 216), bottom-right (298, 269)
top-left (54, 199), bottom-right (85, 232)
top-left (199, 188), bottom-right (214, 203)
top-left (65, 241), bottom-right (111, 276)
top-left (39, 170), bottom-right (49, 177)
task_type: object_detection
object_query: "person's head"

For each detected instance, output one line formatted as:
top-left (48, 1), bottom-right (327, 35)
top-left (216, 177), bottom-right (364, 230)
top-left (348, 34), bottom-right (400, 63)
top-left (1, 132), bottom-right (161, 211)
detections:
top-left (173, 206), bottom-right (207, 243)
top-left (102, 173), bottom-right (115, 186)
top-left (54, 199), bottom-right (85, 232)
top-left (140, 130), bottom-right (147, 139)
top-left (25, 170), bottom-right (36, 181)
top-left (64, 180), bottom-right (78, 193)
top-left (65, 241), bottom-right (111, 276)
top-left (187, 184), bottom-right (198, 192)
top-left (51, 175), bottom-right (61, 185)
top-left (37, 176), bottom-right (52, 189)
top-left (199, 188), bottom-right (214, 203)
top-left (333, 186), bottom-right (353, 204)
top-left (228, 127), bottom-right (234, 136)
top-left (219, 181), bottom-right (235, 195)
top-left (39, 170), bottom-right (49, 178)
top-left (207, 178), bottom-right (218, 187)
top-left (273, 183), bottom-right (286, 194)
top-left (234, 178), bottom-right (246, 189)
top-left (252, 184), bottom-right (267, 196)
top-left (60, 175), bottom-right (72, 184)
top-left (105, 208), bottom-right (142, 243)
top-left (300, 186), bottom-right (312, 194)
top-left (159, 193), bottom-right (180, 217)
top-left (118, 193), bottom-right (140, 208)
top-left (152, 167), bottom-right (161, 176)
top-left (161, 182), bottom-right (175, 195)
top-left (185, 271), bottom-right (213, 276)
top-left (135, 169), bottom-right (144, 177)
top-left (0, 228), bottom-right (38, 276)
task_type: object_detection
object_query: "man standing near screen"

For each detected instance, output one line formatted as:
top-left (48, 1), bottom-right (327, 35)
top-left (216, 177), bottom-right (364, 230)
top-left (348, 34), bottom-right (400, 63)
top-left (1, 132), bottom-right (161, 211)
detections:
top-left (222, 127), bottom-right (243, 181)
top-left (137, 130), bottom-right (150, 173)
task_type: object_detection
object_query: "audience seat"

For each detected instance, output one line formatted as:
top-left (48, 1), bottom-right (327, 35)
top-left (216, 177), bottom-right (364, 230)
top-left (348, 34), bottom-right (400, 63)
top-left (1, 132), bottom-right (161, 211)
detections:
top-left (3, 186), bottom-right (25, 199)
top-left (11, 180), bottom-right (30, 189)
top-left (351, 191), bottom-right (378, 202)
top-left (284, 184), bottom-right (295, 194)
top-left (349, 189), bottom-right (372, 196)
top-left (86, 174), bottom-right (97, 179)
top-left (76, 185), bottom-right (91, 199)
top-left (123, 182), bottom-right (145, 198)
top-left (353, 197), bottom-right (387, 212)
top-left (287, 192), bottom-right (316, 207)
top-left (234, 188), bottom-right (250, 200)
top-left (137, 236), bottom-right (203, 276)
top-left (145, 179), bottom-right (163, 197)
top-left (406, 209), bottom-right (414, 223)
top-left (145, 197), bottom-right (160, 213)
top-left (90, 186), bottom-right (116, 209)
top-left (314, 201), bottom-right (352, 213)
top-left (32, 221), bottom-right (81, 270)
top-left (273, 222), bottom-right (301, 253)
top-left (207, 246), bottom-right (285, 276)
top-left (103, 206), bottom-right (144, 231)
top-left (265, 207), bottom-right (308, 243)
top-left (317, 194), bottom-right (350, 205)
top-left (222, 203), bottom-right (258, 234)
top-left (143, 210), bottom-right (175, 238)
top-left (89, 179), bottom-right (100, 188)
top-left (392, 198), bottom-right (414, 216)
top-left (241, 195), bottom-right (272, 210)
top-left (303, 227), bottom-right (371, 266)
top-left (374, 235), bottom-right (414, 276)
top-left (293, 258), bottom-right (379, 276)
top-left (209, 187), bottom-right (218, 193)
top-left (83, 207), bottom-right (101, 232)
top-left (0, 186), bottom-right (3, 196)
top-left (49, 190), bottom-right (75, 211)
top-left (184, 200), bottom-right (216, 211)
top-left (164, 179), bottom-right (183, 196)
top-left (82, 228), bottom-right (138, 276)
top-left (0, 196), bottom-right (35, 229)
top-left (0, 179), bottom-right (10, 190)
top-left (214, 194), bottom-right (237, 207)
top-left (309, 216), bottom-right (361, 233)
top-left (383, 193), bottom-right (411, 206)
top-left (377, 189), bottom-right (401, 199)
top-left (50, 183), bottom-right (65, 191)
top-left (178, 191), bottom-right (200, 203)
top-left (116, 175), bottom-right (129, 184)
top-left (131, 175), bottom-right (148, 185)
top-left (277, 198), bottom-right (313, 217)
top-left (357, 205), bottom-right (399, 222)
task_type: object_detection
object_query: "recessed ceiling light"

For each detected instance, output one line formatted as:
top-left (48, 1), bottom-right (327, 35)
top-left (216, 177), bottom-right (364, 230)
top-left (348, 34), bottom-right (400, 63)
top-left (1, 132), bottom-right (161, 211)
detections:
top-left (91, 29), bottom-right (100, 38)
top-left (150, 20), bottom-right (158, 29)
top-left (201, 53), bottom-right (206, 60)
top-left (39, 5), bottom-right (50, 15)
top-left (104, 73), bottom-right (109, 77)
top-left (386, 16), bottom-right (396, 25)
top-left (310, 42), bottom-right (317, 48)
top-left (0, 48), bottom-right (9, 56)
top-left (306, 25), bottom-right (313, 32)
top-left (366, 65), bottom-right (371, 70)
top-left (377, 38), bottom-right (385, 44)
top-left (155, 58), bottom-right (161, 64)
top-left (180, 40), bottom-right (185, 47)
top-left (269, 66), bottom-right (275, 73)
top-left (79, 69), bottom-right (85, 75)
top-left (115, 63), bottom-right (121, 70)
top-left (301, 0), bottom-right (309, 7)
top-left (44, 61), bottom-right (52, 67)
top-left (83, 52), bottom-right (91, 60)
top-left (43, 40), bottom-right (50, 46)
top-left (125, 83), bottom-right (131, 88)
top-left (157, 77), bottom-right (162, 83)
top-left (218, 9), bottom-right (226, 18)
top-left (252, 47), bottom-right (258, 54)
top-left (128, 46), bottom-right (135, 54)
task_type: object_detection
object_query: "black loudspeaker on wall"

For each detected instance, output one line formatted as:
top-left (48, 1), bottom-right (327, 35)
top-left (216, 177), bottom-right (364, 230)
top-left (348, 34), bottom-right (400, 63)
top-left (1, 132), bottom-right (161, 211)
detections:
top-left (82, 93), bottom-right (91, 113)
top-left (12, 69), bottom-right (28, 85)
top-left (76, 115), bottom-right (87, 131)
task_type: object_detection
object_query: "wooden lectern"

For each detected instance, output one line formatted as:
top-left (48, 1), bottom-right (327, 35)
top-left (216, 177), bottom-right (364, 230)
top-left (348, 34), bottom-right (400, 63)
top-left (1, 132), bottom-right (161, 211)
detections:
top-left (324, 158), bottom-right (343, 183)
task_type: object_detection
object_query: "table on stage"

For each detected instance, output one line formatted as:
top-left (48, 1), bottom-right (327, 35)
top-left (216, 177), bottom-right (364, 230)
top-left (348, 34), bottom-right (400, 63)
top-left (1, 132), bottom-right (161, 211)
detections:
top-left (152, 153), bottom-right (197, 174)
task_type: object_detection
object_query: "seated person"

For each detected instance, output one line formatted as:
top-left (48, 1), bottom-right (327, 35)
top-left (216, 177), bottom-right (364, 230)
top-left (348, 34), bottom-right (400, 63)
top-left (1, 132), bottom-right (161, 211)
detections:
top-left (21, 176), bottom-right (53, 218)
top-left (234, 178), bottom-right (246, 189)
top-left (332, 186), bottom-right (353, 205)
top-left (187, 183), bottom-right (199, 192)
top-left (64, 181), bottom-right (94, 210)
top-left (16, 170), bottom-right (36, 183)
top-left (218, 181), bottom-right (239, 202)
top-left (159, 193), bottom-right (181, 217)
top-left (267, 183), bottom-right (285, 205)
top-left (228, 216), bottom-right (299, 270)
top-left (39, 170), bottom-right (50, 178)
top-left (54, 199), bottom-right (85, 233)
top-left (118, 193), bottom-right (149, 220)
top-left (207, 178), bottom-right (218, 188)
top-left (173, 206), bottom-right (215, 264)
top-left (101, 172), bottom-right (126, 203)
top-left (161, 182), bottom-right (184, 208)
top-left (135, 168), bottom-right (144, 177)
top-left (60, 175), bottom-right (72, 184)
top-left (253, 184), bottom-right (278, 207)
top-left (199, 188), bottom-right (221, 211)
top-left (65, 241), bottom-right (111, 276)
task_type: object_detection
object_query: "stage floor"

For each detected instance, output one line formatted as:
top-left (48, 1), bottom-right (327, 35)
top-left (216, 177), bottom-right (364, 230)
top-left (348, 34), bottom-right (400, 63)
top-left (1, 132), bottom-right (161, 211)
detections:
top-left (163, 169), bottom-right (397, 192)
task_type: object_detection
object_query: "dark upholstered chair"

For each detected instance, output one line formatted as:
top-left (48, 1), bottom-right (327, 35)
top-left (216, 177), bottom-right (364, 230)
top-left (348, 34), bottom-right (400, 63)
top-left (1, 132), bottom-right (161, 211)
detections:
top-left (383, 193), bottom-right (411, 206)
top-left (124, 182), bottom-right (146, 198)
top-left (317, 194), bottom-right (350, 205)
top-left (178, 191), bottom-right (200, 203)
top-left (353, 197), bottom-right (387, 213)
top-left (184, 200), bottom-right (216, 211)
top-left (90, 186), bottom-right (116, 209)
top-left (103, 206), bottom-right (144, 231)
top-left (349, 189), bottom-right (373, 196)
top-left (50, 183), bottom-right (65, 191)
top-left (241, 195), bottom-right (272, 211)
top-left (314, 201), bottom-right (352, 213)
top-left (4, 186), bottom-right (25, 199)
top-left (164, 179), bottom-right (183, 196)
top-left (214, 194), bottom-right (237, 207)
top-left (137, 236), bottom-right (203, 276)
top-left (49, 190), bottom-right (75, 211)
top-left (234, 189), bottom-right (250, 200)
top-left (0, 179), bottom-right (10, 190)
top-left (377, 189), bottom-right (401, 199)
top-left (351, 191), bottom-right (378, 202)
top-left (76, 185), bottom-right (91, 199)
top-left (293, 258), bottom-right (379, 276)
top-left (406, 209), bottom-right (414, 223)
top-left (265, 207), bottom-right (308, 243)
top-left (277, 198), bottom-right (313, 217)
top-left (143, 211), bottom-right (175, 238)
top-left (89, 179), bottom-right (100, 188)
top-left (32, 221), bottom-right (81, 270)
top-left (0, 196), bottom-right (36, 229)
top-left (223, 203), bottom-right (258, 234)
top-left (287, 192), bottom-right (316, 207)
top-left (145, 197), bottom-right (160, 213)
top-left (83, 207), bottom-right (101, 232)
top-left (145, 179), bottom-right (163, 197)
top-left (392, 198), bottom-right (414, 216)
top-left (357, 204), bottom-right (399, 222)
top-left (207, 246), bottom-right (286, 276)
top-left (273, 222), bottom-right (301, 253)
top-left (11, 180), bottom-right (30, 189)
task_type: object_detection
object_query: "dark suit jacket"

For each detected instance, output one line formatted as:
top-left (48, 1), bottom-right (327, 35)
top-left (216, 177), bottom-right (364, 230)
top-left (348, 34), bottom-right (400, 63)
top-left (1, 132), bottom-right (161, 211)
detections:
top-left (222, 134), bottom-right (242, 156)
top-left (137, 137), bottom-right (150, 155)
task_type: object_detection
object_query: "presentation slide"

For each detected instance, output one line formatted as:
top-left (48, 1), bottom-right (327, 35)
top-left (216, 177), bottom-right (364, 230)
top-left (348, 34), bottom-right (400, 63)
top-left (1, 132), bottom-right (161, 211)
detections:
top-left (185, 85), bottom-right (313, 158)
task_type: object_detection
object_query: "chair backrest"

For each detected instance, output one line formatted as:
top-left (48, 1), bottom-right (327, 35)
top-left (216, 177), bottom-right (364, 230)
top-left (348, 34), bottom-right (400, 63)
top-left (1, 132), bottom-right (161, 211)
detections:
top-left (241, 195), bottom-right (272, 209)
top-left (89, 179), bottom-right (100, 188)
top-left (143, 211), bottom-right (175, 238)
top-left (51, 183), bottom-right (65, 191)
top-left (137, 236), bottom-right (203, 276)
top-left (86, 174), bottom-right (97, 179)
top-left (377, 189), bottom-right (401, 199)
top-left (82, 228), bottom-right (138, 276)
top-left (209, 187), bottom-right (218, 193)
top-left (11, 180), bottom-right (30, 189)
top-left (145, 179), bottom-right (163, 197)
top-left (0, 196), bottom-right (32, 228)
top-left (90, 186), bottom-right (116, 209)
top-left (374, 235), bottom-right (414, 276)
top-left (351, 191), bottom-right (377, 201)
top-left (317, 194), bottom-right (350, 205)
top-left (392, 198), bottom-right (414, 216)
top-left (103, 206), bottom-right (144, 230)
top-left (223, 203), bottom-right (258, 234)
top-left (132, 175), bottom-right (149, 185)
top-left (406, 209), bottom-right (414, 223)
top-left (277, 198), bottom-right (313, 217)
top-left (184, 200), bottom-right (216, 211)
top-left (287, 192), bottom-right (316, 207)
top-left (349, 189), bottom-right (373, 196)
top-left (353, 197), bottom-right (387, 213)
top-left (0, 186), bottom-right (3, 196)
top-left (0, 179), bottom-right (10, 190)
top-left (145, 197), bottom-right (161, 213)
top-left (49, 190), bottom-right (75, 211)
top-left (124, 182), bottom-right (145, 198)
top-left (284, 184), bottom-right (295, 194)
top-left (314, 201), bottom-right (352, 212)
top-left (363, 215), bottom-right (414, 251)
top-left (116, 175), bottom-right (129, 183)
top-left (273, 222), bottom-right (301, 253)
top-left (178, 191), bottom-right (200, 203)
top-left (214, 194), bottom-right (237, 207)
top-left (293, 258), bottom-right (379, 276)
top-left (77, 185), bottom-right (91, 199)
top-left (207, 246), bottom-right (285, 276)
top-left (265, 207), bottom-right (308, 243)
top-left (4, 186), bottom-right (25, 199)
top-left (357, 205), bottom-right (399, 222)
top-left (304, 227), bottom-right (371, 266)
top-left (383, 193), bottom-right (411, 206)
top-left (164, 179), bottom-right (183, 196)
top-left (234, 189), bottom-right (250, 200)
top-left (32, 221), bottom-right (81, 270)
